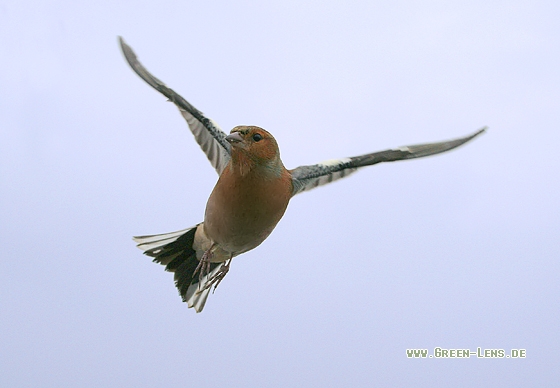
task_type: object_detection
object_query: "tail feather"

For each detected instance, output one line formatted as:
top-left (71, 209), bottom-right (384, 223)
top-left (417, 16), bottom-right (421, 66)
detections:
top-left (133, 228), bottom-right (192, 255)
top-left (133, 225), bottom-right (221, 312)
top-left (184, 265), bottom-right (223, 311)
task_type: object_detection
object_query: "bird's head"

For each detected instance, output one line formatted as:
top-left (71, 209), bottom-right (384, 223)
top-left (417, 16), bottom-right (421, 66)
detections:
top-left (226, 126), bottom-right (284, 176)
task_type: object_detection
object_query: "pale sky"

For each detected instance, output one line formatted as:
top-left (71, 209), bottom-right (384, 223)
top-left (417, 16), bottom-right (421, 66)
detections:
top-left (1, 1), bottom-right (559, 386)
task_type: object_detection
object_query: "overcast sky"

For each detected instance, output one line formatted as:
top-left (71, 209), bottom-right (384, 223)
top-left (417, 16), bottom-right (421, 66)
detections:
top-left (1, 1), bottom-right (559, 386)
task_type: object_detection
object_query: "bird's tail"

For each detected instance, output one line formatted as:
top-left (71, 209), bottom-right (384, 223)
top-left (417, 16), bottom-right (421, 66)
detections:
top-left (133, 225), bottom-right (221, 312)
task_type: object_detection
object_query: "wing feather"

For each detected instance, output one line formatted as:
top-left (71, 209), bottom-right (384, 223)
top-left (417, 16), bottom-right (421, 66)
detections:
top-left (290, 127), bottom-right (486, 196)
top-left (119, 37), bottom-right (231, 175)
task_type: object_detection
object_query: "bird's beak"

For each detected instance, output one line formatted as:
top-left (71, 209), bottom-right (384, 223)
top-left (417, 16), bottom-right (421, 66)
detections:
top-left (226, 132), bottom-right (244, 144)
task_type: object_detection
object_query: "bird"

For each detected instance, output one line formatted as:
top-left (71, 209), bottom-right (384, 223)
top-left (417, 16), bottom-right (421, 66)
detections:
top-left (119, 37), bottom-right (486, 312)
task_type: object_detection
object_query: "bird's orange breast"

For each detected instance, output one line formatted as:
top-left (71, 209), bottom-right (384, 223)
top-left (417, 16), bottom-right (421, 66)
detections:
top-left (203, 165), bottom-right (292, 255)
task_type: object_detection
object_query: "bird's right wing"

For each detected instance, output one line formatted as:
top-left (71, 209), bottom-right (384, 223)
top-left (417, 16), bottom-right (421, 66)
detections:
top-left (290, 128), bottom-right (486, 196)
top-left (119, 37), bottom-right (231, 175)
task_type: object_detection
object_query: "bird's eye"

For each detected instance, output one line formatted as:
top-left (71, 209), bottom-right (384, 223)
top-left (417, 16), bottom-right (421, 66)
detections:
top-left (252, 133), bottom-right (263, 142)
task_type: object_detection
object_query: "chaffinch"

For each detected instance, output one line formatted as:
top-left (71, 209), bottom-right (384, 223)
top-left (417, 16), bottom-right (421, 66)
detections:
top-left (119, 37), bottom-right (485, 312)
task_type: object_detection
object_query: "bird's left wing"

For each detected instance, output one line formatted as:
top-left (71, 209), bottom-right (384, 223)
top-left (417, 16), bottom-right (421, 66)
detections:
top-left (290, 127), bottom-right (486, 196)
top-left (119, 37), bottom-right (231, 175)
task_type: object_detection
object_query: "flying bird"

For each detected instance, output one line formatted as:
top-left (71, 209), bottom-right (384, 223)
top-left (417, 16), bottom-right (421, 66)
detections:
top-left (119, 37), bottom-right (485, 312)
